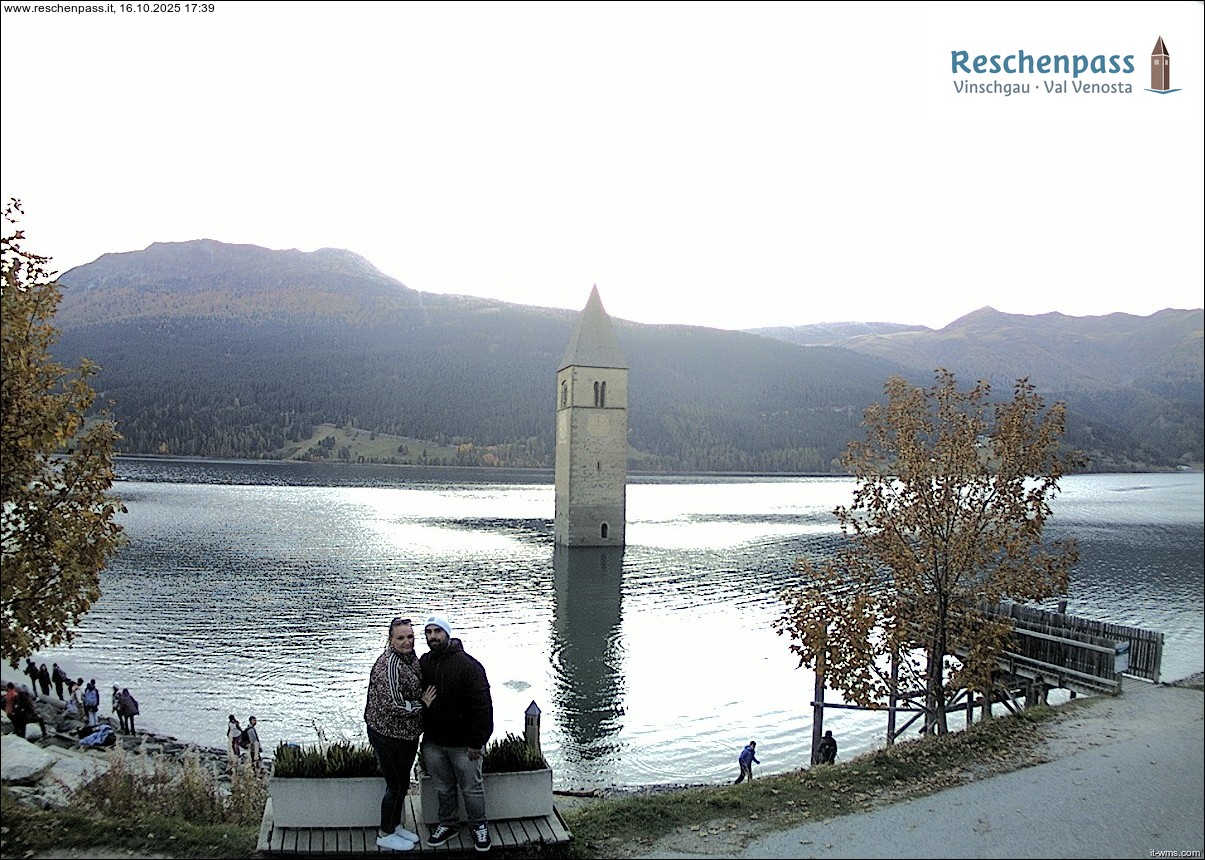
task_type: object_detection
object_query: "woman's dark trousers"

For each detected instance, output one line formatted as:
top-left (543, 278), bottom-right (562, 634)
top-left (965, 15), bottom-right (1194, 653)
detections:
top-left (368, 727), bottom-right (420, 834)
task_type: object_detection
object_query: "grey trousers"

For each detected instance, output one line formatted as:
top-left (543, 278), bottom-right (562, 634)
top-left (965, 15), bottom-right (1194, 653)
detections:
top-left (422, 740), bottom-right (486, 826)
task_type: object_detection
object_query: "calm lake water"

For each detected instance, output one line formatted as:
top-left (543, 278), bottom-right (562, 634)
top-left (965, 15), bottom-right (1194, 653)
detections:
top-left (31, 460), bottom-right (1204, 789)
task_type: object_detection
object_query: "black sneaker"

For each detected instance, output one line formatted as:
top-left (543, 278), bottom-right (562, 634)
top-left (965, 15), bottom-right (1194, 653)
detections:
top-left (426, 824), bottom-right (455, 847)
top-left (473, 823), bottom-right (491, 852)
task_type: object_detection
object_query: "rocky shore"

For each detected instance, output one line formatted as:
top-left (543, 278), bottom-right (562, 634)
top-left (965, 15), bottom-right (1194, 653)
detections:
top-left (2, 674), bottom-right (247, 810)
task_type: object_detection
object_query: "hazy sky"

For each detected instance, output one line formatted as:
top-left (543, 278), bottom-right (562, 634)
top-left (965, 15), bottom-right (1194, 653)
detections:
top-left (2, 1), bottom-right (1201, 331)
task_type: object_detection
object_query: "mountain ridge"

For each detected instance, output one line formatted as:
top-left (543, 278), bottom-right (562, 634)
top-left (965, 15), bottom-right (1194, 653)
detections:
top-left (51, 240), bottom-right (1203, 472)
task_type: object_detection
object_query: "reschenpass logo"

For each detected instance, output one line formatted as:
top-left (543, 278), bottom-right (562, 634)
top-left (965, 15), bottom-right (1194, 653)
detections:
top-left (950, 50), bottom-right (1135, 78)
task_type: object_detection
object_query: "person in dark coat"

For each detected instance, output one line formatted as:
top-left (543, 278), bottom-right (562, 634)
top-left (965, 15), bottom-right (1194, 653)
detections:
top-left (817, 730), bottom-right (838, 765)
top-left (51, 664), bottom-right (67, 700)
top-left (9, 686), bottom-right (46, 739)
top-left (419, 615), bottom-right (493, 852)
top-left (24, 659), bottom-right (40, 699)
top-left (36, 663), bottom-right (52, 698)
top-left (116, 688), bottom-right (140, 734)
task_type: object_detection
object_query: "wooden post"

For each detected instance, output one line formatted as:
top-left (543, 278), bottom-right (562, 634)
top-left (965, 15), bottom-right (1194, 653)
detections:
top-left (886, 644), bottom-right (898, 746)
top-left (524, 700), bottom-right (542, 756)
top-left (810, 634), bottom-right (826, 765)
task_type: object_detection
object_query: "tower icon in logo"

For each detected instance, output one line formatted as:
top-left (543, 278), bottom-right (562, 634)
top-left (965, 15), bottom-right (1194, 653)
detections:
top-left (1150, 36), bottom-right (1170, 91)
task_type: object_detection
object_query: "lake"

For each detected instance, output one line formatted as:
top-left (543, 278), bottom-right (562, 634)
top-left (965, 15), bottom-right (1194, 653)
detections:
top-left (31, 460), bottom-right (1204, 789)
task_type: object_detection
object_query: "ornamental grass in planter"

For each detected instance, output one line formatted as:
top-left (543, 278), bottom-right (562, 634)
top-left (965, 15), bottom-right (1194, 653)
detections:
top-left (269, 741), bottom-right (382, 828)
top-left (482, 732), bottom-right (549, 773)
top-left (419, 733), bottom-right (553, 824)
top-left (272, 741), bottom-right (379, 778)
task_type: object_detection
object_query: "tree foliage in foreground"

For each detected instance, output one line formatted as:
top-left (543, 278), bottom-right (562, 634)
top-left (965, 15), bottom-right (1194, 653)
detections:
top-left (1, 200), bottom-right (125, 665)
top-left (776, 370), bottom-right (1082, 735)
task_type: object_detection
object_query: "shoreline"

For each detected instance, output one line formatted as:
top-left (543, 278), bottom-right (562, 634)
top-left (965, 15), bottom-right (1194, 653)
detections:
top-left (634, 675), bottom-right (1204, 859)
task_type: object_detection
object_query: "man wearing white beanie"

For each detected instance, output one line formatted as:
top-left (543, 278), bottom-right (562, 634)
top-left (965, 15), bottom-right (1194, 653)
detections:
top-left (420, 614), bottom-right (494, 852)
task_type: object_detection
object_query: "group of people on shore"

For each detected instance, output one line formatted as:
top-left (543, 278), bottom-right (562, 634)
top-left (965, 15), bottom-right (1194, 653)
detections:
top-left (733, 730), bottom-right (838, 784)
top-left (11, 658), bottom-right (141, 736)
top-left (365, 614), bottom-right (493, 853)
top-left (226, 714), bottom-right (263, 767)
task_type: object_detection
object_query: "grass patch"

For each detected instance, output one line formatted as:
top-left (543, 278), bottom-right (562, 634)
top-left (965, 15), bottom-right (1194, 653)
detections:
top-left (0, 791), bottom-right (259, 859)
top-left (524, 706), bottom-right (1055, 859)
top-left (2, 707), bottom-right (1055, 859)
top-left (1, 743), bottom-right (267, 860)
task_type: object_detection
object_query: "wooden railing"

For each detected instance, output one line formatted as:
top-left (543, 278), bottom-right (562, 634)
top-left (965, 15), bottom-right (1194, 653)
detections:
top-left (954, 602), bottom-right (1164, 695)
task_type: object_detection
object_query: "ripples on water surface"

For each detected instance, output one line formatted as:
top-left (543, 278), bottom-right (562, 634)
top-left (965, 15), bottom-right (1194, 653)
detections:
top-left (33, 463), bottom-right (1204, 789)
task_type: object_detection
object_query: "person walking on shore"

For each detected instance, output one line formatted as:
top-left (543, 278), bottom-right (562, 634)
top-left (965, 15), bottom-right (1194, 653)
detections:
top-left (817, 730), bottom-right (837, 765)
top-left (366, 616), bottom-right (430, 852)
top-left (227, 714), bottom-right (243, 761)
top-left (245, 716), bottom-right (263, 769)
top-left (82, 680), bottom-right (101, 727)
top-left (117, 688), bottom-right (139, 734)
top-left (735, 740), bottom-right (760, 784)
top-left (9, 686), bottom-right (46, 739)
top-left (24, 660), bottom-right (40, 699)
top-left (66, 680), bottom-right (82, 718)
top-left (420, 614), bottom-right (494, 853)
top-left (4, 681), bottom-right (18, 719)
top-left (111, 685), bottom-right (120, 718)
top-left (36, 663), bottom-right (52, 698)
top-left (51, 664), bottom-right (67, 700)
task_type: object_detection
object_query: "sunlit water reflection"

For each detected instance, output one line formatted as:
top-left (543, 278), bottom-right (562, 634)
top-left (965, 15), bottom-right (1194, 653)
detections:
top-left (29, 462), bottom-right (1204, 789)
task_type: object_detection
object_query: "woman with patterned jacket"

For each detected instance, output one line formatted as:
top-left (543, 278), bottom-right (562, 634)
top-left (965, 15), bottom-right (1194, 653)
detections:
top-left (364, 616), bottom-right (435, 852)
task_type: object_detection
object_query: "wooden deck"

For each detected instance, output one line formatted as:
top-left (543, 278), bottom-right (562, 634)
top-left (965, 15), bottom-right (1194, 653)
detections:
top-left (257, 794), bottom-right (573, 855)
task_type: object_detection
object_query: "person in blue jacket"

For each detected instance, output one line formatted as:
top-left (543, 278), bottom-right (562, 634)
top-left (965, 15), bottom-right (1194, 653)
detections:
top-left (735, 740), bottom-right (760, 783)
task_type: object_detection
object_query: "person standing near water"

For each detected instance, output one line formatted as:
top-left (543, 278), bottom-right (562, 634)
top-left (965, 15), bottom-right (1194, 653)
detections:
top-left (116, 688), bottom-right (139, 734)
top-left (817, 730), bottom-right (837, 765)
top-left (365, 616), bottom-right (432, 853)
top-left (735, 740), bottom-right (760, 783)
top-left (419, 614), bottom-right (494, 853)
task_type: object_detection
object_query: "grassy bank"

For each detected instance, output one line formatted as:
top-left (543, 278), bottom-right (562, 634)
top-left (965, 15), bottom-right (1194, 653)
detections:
top-left (2, 706), bottom-right (1055, 859)
top-left (1, 744), bottom-right (266, 859)
top-left (539, 705), bottom-right (1053, 859)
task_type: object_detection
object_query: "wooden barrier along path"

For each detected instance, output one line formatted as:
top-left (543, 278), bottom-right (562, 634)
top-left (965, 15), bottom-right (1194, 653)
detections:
top-left (257, 794), bottom-right (573, 855)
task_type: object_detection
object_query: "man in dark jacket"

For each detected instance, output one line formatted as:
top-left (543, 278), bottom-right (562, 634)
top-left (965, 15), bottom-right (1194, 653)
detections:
top-left (52, 664), bottom-right (67, 700)
top-left (419, 615), bottom-right (494, 853)
top-left (24, 659), bottom-right (40, 699)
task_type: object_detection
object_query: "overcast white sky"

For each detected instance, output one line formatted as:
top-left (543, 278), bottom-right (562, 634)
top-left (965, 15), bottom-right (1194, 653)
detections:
top-left (2, 1), bottom-right (1201, 331)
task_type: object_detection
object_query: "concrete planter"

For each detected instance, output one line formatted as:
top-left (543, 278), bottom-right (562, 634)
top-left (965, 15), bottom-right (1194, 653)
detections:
top-left (418, 768), bottom-right (554, 823)
top-left (269, 776), bottom-right (384, 828)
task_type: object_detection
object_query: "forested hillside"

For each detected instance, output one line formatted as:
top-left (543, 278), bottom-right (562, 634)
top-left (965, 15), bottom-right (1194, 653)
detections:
top-left (51, 240), bottom-right (1202, 472)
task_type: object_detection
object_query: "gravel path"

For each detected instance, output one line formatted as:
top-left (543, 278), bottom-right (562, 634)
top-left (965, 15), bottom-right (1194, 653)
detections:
top-left (644, 678), bottom-right (1203, 859)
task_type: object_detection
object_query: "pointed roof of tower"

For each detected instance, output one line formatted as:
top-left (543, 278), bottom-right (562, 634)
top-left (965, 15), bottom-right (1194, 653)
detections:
top-left (1152, 36), bottom-right (1168, 56)
top-left (559, 285), bottom-right (627, 371)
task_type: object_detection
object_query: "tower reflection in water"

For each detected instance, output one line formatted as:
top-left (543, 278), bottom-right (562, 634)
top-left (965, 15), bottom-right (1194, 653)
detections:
top-left (551, 546), bottom-right (627, 774)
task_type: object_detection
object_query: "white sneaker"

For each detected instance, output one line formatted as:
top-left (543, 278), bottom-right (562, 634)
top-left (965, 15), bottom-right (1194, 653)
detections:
top-left (375, 833), bottom-right (415, 851)
top-left (393, 825), bottom-right (420, 842)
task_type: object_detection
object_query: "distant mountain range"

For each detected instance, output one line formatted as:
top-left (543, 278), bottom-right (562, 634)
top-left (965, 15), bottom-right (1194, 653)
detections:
top-left (50, 240), bottom-right (1203, 473)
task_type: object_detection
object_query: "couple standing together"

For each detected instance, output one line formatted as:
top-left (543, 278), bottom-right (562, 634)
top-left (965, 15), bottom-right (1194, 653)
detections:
top-left (364, 615), bottom-right (493, 853)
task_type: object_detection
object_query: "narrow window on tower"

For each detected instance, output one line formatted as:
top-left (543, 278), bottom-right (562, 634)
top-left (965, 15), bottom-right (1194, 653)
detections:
top-left (593, 380), bottom-right (600, 406)
top-left (600, 523), bottom-right (609, 539)
top-left (561, 380), bottom-right (568, 408)
top-left (600, 381), bottom-right (606, 407)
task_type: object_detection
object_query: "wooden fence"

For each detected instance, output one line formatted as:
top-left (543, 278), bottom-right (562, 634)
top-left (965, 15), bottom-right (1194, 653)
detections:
top-left (991, 602), bottom-right (1164, 684)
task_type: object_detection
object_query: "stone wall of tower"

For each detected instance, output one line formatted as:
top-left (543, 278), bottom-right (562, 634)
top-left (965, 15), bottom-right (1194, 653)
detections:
top-left (554, 364), bottom-right (628, 546)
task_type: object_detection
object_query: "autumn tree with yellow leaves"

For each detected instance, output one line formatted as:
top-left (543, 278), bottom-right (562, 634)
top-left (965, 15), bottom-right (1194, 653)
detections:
top-left (1, 200), bottom-right (125, 664)
top-left (776, 370), bottom-right (1082, 746)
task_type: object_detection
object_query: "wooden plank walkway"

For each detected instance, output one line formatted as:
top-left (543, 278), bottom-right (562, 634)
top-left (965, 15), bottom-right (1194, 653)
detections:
top-left (257, 794), bottom-right (573, 855)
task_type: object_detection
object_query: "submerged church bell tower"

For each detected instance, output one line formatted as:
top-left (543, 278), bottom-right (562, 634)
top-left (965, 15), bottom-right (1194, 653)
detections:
top-left (555, 286), bottom-right (628, 547)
